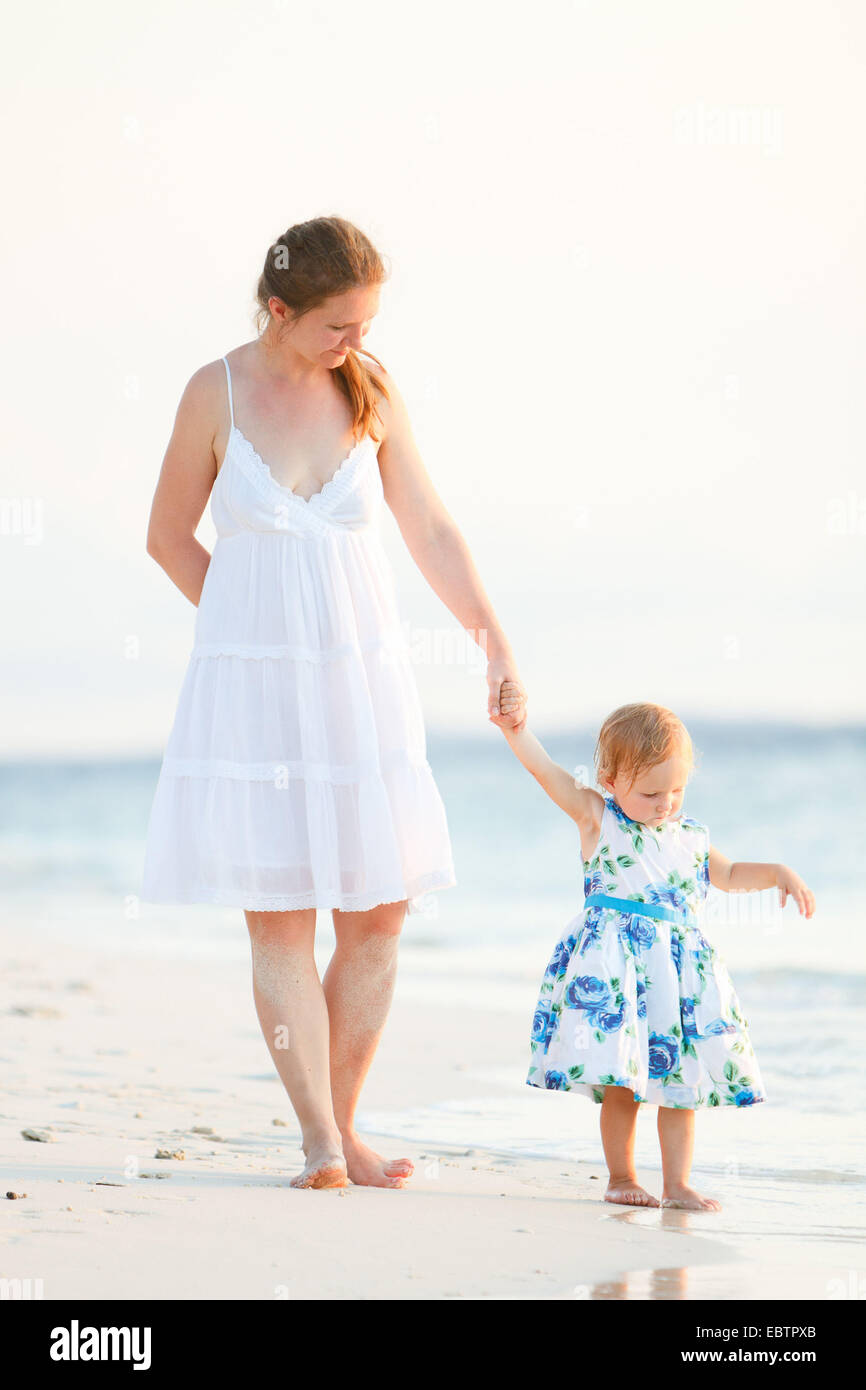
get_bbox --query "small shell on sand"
[21,1128,56,1143]
[6,1191,27,1199]
[139,1172,171,1179]
[191,1126,214,1135]
[272,1118,289,1127]
[154,1148,185,1160]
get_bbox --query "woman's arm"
[708,846,815,917]
[375,367,526,729]
[145,365,220,606]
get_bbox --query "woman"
[142,216,527,1189]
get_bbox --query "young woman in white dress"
[143,217,527,1189]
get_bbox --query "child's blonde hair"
[594,703,695,792]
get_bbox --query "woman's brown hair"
[254,216,390,443]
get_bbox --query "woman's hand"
[488,664,527,732]
[774,864,816,918]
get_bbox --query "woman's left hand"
[487,657,527,732]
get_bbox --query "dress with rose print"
[527,792,766,1109]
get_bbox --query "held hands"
[775,864,816,919]
[488,674,527,732]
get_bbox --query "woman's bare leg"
[244,908,347,1189]
[323,900,414,1188]
[600,1085,659,1206]
[657,1106,721,1210]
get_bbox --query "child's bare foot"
[605,1176,659,1207]
[290,1143,348,1189]
[342,1133,414,1188]
[662,1183,722,1212]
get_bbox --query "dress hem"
[525,1076,767,1110]
[139,869,457,914]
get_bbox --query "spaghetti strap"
[221,356,235,430]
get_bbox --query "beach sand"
[1,922,859,1302]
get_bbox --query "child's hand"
[499,679,525,717]
[774,864,816,918]
[490,676,527,730]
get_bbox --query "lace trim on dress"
[151,868,457,914]
[190,635,411,663]
[161,750,433,783]
[229,425,374,510]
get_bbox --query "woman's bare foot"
[290,1143,348,1190]
[342,1133,414,1188]
[662,1183,721,1211]
[605,1176,659,1207]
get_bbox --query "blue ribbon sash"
[583,892,697,928]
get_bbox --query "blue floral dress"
[527,793,766,1108]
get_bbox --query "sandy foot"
[604,1179,660,1207]
[290,1147,348,1190]
[662,1184,722,1212]
[342,1135,414,1188]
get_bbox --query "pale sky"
[1,0,863,755]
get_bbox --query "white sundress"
[527,792,766,1109]
[141,355,457,915]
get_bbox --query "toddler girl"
[495,689,815,1211]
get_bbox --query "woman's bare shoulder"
[164,358,232,469]
[357,350,398,391]
[355,353,407,441]
[175,356,229,411]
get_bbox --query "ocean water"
[2,722,865,1224]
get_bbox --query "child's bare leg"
[600,1085,659,1206]
[657,1107,721,1211]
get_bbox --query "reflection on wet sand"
[604,1204,701,1232]
[579,1204,707,1298]
[589,1267,689,1300]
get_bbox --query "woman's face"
[601,752,692,827]
[274,285,381,367]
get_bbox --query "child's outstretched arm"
[708,847,816,918]
[493,681,600,830]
